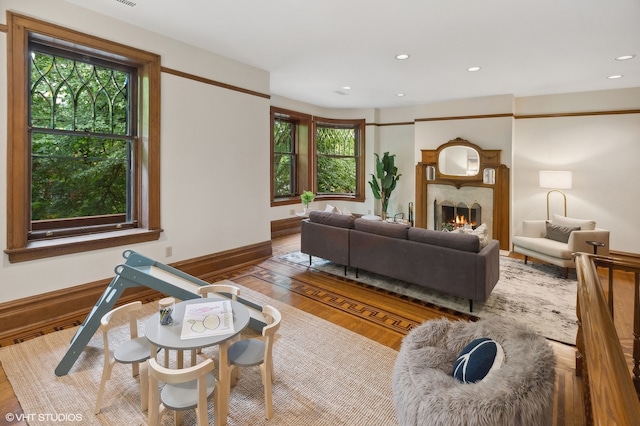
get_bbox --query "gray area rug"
[280,251,577,345]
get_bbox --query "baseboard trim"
[271,216,304,238]
[0,240,272,345]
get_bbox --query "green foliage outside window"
[316,126,357,194]
[29,48,132,221]
[273,118,295,197]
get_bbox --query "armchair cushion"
[552,214,596,231]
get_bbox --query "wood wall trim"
[271,217,304,238]
[416,113,513,122]
[367,108,639,127]
[515,109,640,119]
[161,66,271,100]
[0,240,272,345]
[366,122,415,127]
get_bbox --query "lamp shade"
[539,171,572,189]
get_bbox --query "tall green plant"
[368,152,401,218]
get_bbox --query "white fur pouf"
[392,317,556,426]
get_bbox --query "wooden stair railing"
[575,252,640,425]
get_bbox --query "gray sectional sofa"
[300,210,500,311]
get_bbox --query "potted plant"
[300,190,315,214]
[368,152,401,220]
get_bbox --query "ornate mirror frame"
[414,138,510,249]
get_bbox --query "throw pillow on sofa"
[460,223,489,249]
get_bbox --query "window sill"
[271,194,364,207]
[5,228,163,263]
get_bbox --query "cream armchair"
[512,214,609,278]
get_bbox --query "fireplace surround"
[415,138,510,250]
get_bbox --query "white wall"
[0,0,271,303]
[513,89,640,253]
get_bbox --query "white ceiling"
[66,0,640,109]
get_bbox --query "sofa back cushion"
[408,227,481,253]
[353,218,409,239]
[308,210,355,229]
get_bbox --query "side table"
[586,240,605,255]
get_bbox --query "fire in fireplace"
[435,200,481,231]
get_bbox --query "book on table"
[180,299,235,340]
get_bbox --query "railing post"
[634,271,640,395]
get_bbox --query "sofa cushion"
[552,214,596,231]
[408,227,480,253]
[453,337,504,384]
[308,210,355,229]
[353,218,409,239]
[545,221,579,243]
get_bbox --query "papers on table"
[180,300,235,340]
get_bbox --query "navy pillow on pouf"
[452,337,504,384]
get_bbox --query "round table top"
[145,297,250,350]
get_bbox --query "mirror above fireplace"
[438,145,479,176]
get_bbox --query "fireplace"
[435,200,481,231]
[427,184,492,236]
[415,138,510,249]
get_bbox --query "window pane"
[31,133,129,220]
[274,153,294,196]
[273,118,295,197]
[316,123,358,195]
[29,45,133,225]
[317,156,356,194]
[30,51,130,134]
[317,126,356,156]
[274,119,293,153]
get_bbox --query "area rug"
[280,251,577,345]
[0,286,398,426]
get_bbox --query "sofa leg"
[524,255,528,265]
[564,267,569,279]
[309,255,312,266]
[469,299,473,312]
[355,268,359,278]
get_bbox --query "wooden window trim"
[313,116,366,202]
[270,107,312,207]
[5,12,162,263]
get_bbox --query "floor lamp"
[539,171,572,220]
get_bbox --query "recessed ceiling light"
[342,86,352,90]
[395,54,410,60]
[615,55,635,61]
[396,93,406,97]
[467,66,481,72]
[607,75,623,79]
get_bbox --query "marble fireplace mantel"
[414,138,510,250]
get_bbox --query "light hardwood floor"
[3,233,637,425]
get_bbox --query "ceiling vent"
[115,0,137,7]
[333,90,348,96]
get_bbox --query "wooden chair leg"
[261,363,273,419]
